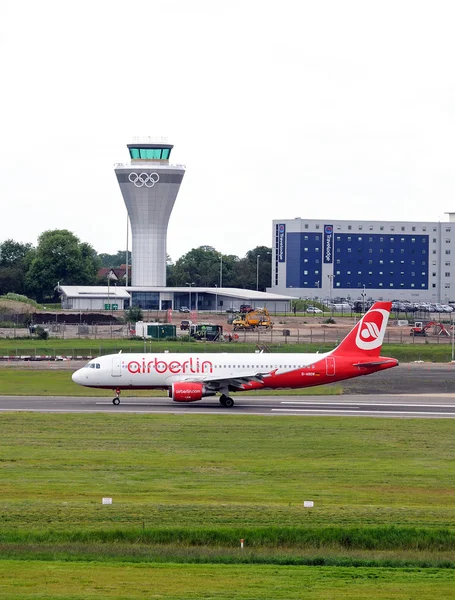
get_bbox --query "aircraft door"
[325,356,336,376]
[112,356,122,377]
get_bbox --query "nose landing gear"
[113,389,121,405]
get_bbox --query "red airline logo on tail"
[355,308,388,351]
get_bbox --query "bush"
[34,326,49,340]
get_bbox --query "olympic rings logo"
[128,172,160,188]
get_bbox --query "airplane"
[71,301,398,408]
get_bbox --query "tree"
[0,240,33,295]
[25,230,100,301]
[171,246,223,287]
[98,250,130,268]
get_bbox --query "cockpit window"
[96,364,100,369]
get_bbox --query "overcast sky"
[1,1,455,263]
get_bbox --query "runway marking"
[281,401,455,408]
[273,409,455,416]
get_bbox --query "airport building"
[270,216,455,303]
[58,138,295,313]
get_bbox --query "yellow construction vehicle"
[232,308,273,331]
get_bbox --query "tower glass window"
[129,147,171,160]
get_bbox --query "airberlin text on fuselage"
[124,357,213,375]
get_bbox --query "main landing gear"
[219,394,234,408]
[113,389,121,405]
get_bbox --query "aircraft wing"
[168,370,272,390]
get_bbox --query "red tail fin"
[331,301,392,357]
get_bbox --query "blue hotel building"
[271,217,455,302]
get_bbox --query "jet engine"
[170,382,215,402]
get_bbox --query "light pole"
[219,255,223,288]
[256,255,261,291]
[215,284,218,314]
[361,284,366,314]
[185,282,195,311]
[256,252,271,292]
[327,274,335,306]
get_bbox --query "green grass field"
[1,352,455,597]
[1,413,455,596]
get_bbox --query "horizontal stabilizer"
[353,359,398,368]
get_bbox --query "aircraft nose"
[72,369,84,385]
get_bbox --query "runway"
[1,394,455,418]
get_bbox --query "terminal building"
[270,216,455,303]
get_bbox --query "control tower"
[114,138,185,286]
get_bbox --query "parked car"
[180,320,192,330]
[226,307,240,313]
[240,304,253,313]
[306,306,323,314]
[179,306,190,313]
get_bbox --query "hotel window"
[304,224,308,229]
[446,272,451,277]
[445,261,451,266]
[390,237,394,242]
[369,226,373,231]
[315,225,320,229]
[446,250,451,255]
[358,225,363,230]
[432,272,436,276]
[348,225,352,230]
[401,227,405,231]
[447,239,451,243]
[445,284,451,288]
[423,227,426,231]
[446,228,451,232]
[433,238,437,243]
[358,236,362,241]
[380,226,384,231]
[412,227,416,231]
[391,227,395,231]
